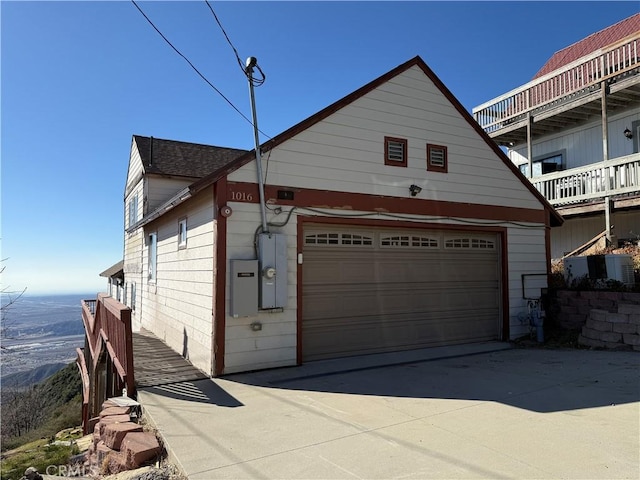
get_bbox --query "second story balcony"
[473,33,640,146]
[532,153,640,214]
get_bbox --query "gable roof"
[133,135,247,179]
[533,13,640,79]
[188,55,563,227]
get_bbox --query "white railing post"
[532,154,639,207]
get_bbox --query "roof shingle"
[133,135,247,179]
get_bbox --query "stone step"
[121,432,162,469]
[104,422,144,450]
[100,406,132,418]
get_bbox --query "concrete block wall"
[579,304,640,351]
[554,291,640,330]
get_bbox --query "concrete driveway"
[138,344,639,479]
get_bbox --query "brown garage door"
[302,225,501,361]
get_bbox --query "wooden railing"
[78,293,134,433]
[473,33,640,134]
[75,347,91,434]
[531,154,640,206]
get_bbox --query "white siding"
[124,180,145,330]
[141,190,215,375]
[228,65,544,211]
[551,210,640,259]
[125,141,144,197]
[506,227,549,338]
[224,202,298,374]
[147,176,194,214]
[510,110,640,168]
[224,201,548,373]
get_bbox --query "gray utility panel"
[258,233,288,309]
[230,259,258,317]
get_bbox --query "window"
[305,232,373,246]
[427,144,448,173]
[131,283,136,311]
[178,218,187,249]
[519,152,564,177]
[128,194,138,228]
[123,282,128,305]
[445,237,495,249]
[384,137,408,167]
[380,235,438,248]
[148,232,157,282]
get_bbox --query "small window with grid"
[445,238,495,249]
[381,235,439,248]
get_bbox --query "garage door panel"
[302,225,501,361]
[304,285,498,321]
[304,311,499,361]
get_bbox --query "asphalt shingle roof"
[533,13,640,79]
[133,135,247,179]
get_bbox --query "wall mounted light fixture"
[624,128,633,139]
[409,184,422,197]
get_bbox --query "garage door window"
[445,237,495,249]
[380,235,438,248]
[305,232,373,246]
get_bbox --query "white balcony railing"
[473,33,640,135]
[531,154,640,206]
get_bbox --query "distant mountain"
[2,363,67,389]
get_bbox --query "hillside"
[1,362,82,450]
[1,363,67,389]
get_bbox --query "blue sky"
[2,1,638,295]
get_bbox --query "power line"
[203,1,266,88]
[203,0,244,74]
[130,0,258,131]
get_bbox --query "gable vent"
[387,141,405,162]
[429,147,445,167]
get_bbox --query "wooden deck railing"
[473,33,640,135]
[78,293,134,433]
[75,347,91,434]
[531,153,640,207]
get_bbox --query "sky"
[1,1,638,295]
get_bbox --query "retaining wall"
[553,290,640,330]
[579,304,640,351]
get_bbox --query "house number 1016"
[230,191,254,202]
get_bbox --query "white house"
[473,13,640,259]
[122,56,562,376]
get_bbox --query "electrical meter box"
[230,259,258,317]
[258,233,288,309]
